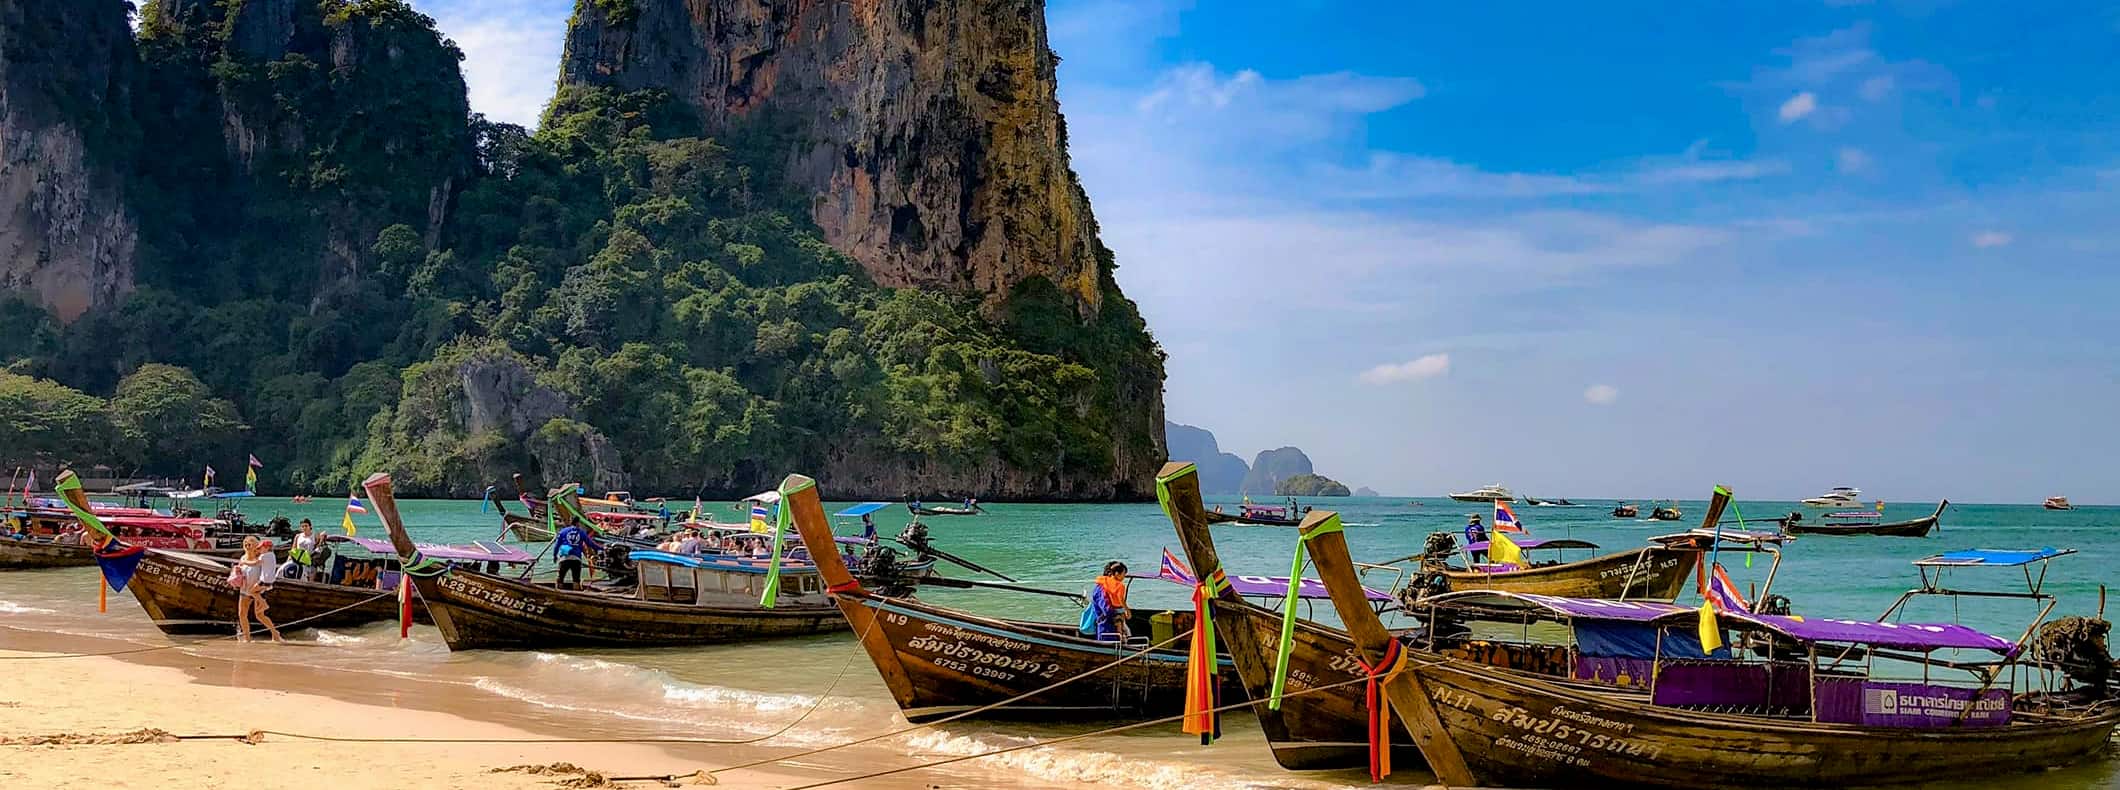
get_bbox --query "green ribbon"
[1154,463,1195,515]
[402,550,447,577]
[52,473,113,543]
[1269,513,1344,710]
[759,476,817,608]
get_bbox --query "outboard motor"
[598,542,637,588]
[2034,616,2114,695]
[896,522,936,561]
[1422,531,1459,563]
[265,515,295,539]
[1757,594,1793,616]
[856,544,920,597]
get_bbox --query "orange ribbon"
[1357,640,1405,782]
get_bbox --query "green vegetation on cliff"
[1275,473,1352,497]
[1,0,1163,498]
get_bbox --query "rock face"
[1241,446,1314,496]
[1164,421,1250,495]
[0,0,139,322]
[1276,473,1350,497]
[378,344,629,497]
[559,0,1106,312]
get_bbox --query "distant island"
[1354,486,1380,497]
[1276,473,1351,497]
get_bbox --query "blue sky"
[420,0,2120,503]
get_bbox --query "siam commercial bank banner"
[1859,681,2011,728]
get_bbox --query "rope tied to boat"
[1269,513,1344,710]
[1356,638,1407,783]
[1182,567,1231,743]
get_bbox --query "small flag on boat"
[750,500,771,533]
[23,469,35,495]
[203,465,215,488]
[1705,562,1749,613]
[245,455,260,492]
[691,495,703,522]
[1159,548,1195,585]
[1487,529,1524,567]
[1493,499,1525,533]
[343,493,366,536]
[347,494,368,514]
[1697,600,1724,653]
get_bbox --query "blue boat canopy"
[210,491,254,500]
[834,502,892,517]
[1916,547,2076,567]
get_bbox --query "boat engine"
[2033,616,2114,694]
[896,522,936,561]
[1756,594,1793,616]
[597,543,637,587]
[265,515,295,539]
[856,545,921,597]
[1421,531,1459,562]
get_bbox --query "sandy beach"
[0,648,818,789]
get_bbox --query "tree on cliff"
[107,363,246,471]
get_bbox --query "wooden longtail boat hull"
[1362,655,2117,788]
[409,565,846,651]
[793,475,1218,721]
[1439,546,1699,601]
[1783,501,1947,538]
[0,537,96,568]
[1299,503,2120,789]
[503,512,552,541]
[908,506,979,516]
[841,594,1202,721]
[125,549,406,635]
[1203,511,1301,527]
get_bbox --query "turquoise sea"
[4,494,2117,788]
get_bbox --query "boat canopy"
[1680,610,2018,654]
[210,491,253,500]
[834,502,891,517]
[1143,569,1391,601]
[1423,590,1692,622]
[586,511,662,521]
[336,536,534,564]
[1649,528,1791,547]
[1464,537,1598,552]
[100,516,219,531]
[1916,547,2077,567]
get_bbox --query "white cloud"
[1858,74,1895,101]
[1359,354,1452,384]
[1971,231,2013,248]
[429,1,571,128]
[1778,92,1819,123]
[1317,152,1786,201]
[1131,63,1425,144]
[1583,384,1620,405]
[1836,147,1873,173]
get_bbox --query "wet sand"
[0,628,930,789]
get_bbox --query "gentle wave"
[897,729,1349,790]
[0,600,58,615]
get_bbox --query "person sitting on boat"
[674,530,707,556]
[281,519,316,581]
[1463,515,1488,562]
[553,520,600,591]
[1078,561,1132,641]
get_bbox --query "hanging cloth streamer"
[759,477,815,608]
[1269,514,1344,710]
[1182,567,1231,742]
[1358,639,1407,783]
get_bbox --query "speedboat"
[1800,486,1862,508]
[1448,484,1514,503]
[2044,496,2074,510]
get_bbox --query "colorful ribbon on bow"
[55,471,143,611]
[1358,639,1407,782]
[759,476,815,608]
[1269,513,1344,710]
[1183,567,1231,742]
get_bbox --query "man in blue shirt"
[553,519,601,590]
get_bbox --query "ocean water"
[3,494,2117,788]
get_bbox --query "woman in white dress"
[235,536,284,643]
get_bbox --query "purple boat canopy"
[1703,611,2018,654]
[1422,590,1693,622]
[1465,537,1598,552]
[336,536,535,564]
[1142,570,1390,601]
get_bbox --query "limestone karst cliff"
[0,0,139,322]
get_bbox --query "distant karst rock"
[1354,486,1380,497]
[1164,421,1249,495]
[1241,446,1314,495]
[1277,473,1350,497]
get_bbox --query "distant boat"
[1524,495,1582,507]
[2045,496,2074,511]
[1612,502,1639,518]
[1801,486,1863,508]
[1648,501,1683,521]
[1778,501,1948,537]
[1448,484,1514,503]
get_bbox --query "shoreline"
[0,626,944,789]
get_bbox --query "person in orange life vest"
[1079,561,1132,640]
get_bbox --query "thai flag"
[248,454,264,469]
[1159,548,1196,585]
[1705,562,1750,612]
[750,500,772,533]
[346,495,368,514]
[1493,500,1525,533]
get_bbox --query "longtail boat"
[0,535,102,569]
[907,501,981,516]
[788,473,1233,721]
[1302,504,2120,788]
[369,474,922,651]
[1202,498,1306,526]
[1777,500,1946,537]
[124,537,533,635]
[1422,536,1699,601]
[2,512,227,569]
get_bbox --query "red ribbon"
[827,579,864,595]
[1357,640,1404,783]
